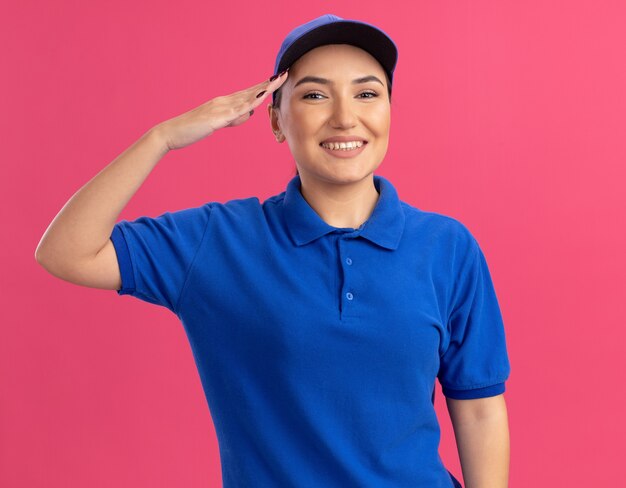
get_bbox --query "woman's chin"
[306,168,376,186]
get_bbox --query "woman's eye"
[302,91,379,100]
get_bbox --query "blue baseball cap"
[272,14,399,105]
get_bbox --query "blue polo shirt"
[110,173,510,488]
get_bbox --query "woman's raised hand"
[156,69,289,151]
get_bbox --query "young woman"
[36,14,511,488]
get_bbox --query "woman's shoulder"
[204,187,287,212]
[401,202,477,247]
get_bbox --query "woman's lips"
[319,142,367,159]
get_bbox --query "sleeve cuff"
[442,381,506,399]
[110,224,136,295]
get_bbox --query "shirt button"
[346,257,352,265]
[346,292,353,300]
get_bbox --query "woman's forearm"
[446,394,510,488]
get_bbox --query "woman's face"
[269,44,391,186]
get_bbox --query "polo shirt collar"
[283,174,405,250]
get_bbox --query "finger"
[265,68,290,91]
[228,70,289,122]
[247,69,290,99]
[248,70,289,108]
[233,70,287,100]
[225,109,253,128]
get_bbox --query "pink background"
[2,1,625,486]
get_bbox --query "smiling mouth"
[319,141,367,151]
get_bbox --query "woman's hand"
[155,70,289,151]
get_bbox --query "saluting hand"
[155,70,289,151]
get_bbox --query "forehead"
[291,44,384,74]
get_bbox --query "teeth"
[321,141,364,150]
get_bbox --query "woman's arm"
[445,394,510,488]
[35,73,288,280]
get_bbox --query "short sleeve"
[109,204,212,315]
[438,238,511,399]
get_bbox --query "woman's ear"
[268,104,285,142]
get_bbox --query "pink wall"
[3,1,625,486]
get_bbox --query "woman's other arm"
[446,394,510,488]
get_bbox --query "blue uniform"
[110,173,510,488]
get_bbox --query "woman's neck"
[298,173,380,229]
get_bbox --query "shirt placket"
[336,229,361,321]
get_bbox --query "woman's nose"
[329,97,357,128]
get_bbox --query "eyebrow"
[293,75,385,88]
